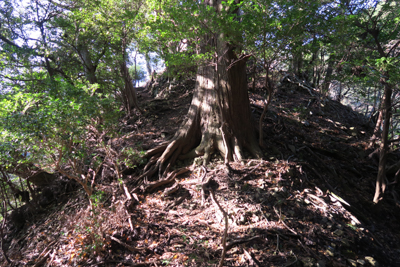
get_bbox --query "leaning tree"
[142,0,262,178]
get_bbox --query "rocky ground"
[1,75,400,266]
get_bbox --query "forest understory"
[2,76,400,267]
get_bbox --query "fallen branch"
[226,54,253,71]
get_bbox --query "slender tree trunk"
[251,60,257,91]
[322,56,334,94]
[292,50,303,77]
[373,77,392,203]
[259,67,273,147]
[365,87,370,116]
[120,27,141,113]
[134,51,138,87]
[369,101,383,148]
[145,52,152,78]
[337,82,342,102]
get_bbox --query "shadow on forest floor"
[2,77,400,266]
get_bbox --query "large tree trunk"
[143,22,261,179]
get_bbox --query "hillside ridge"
[2,76,400,267]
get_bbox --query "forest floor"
[2,76,400,266]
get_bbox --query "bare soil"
[2,77,400,266]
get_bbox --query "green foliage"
[119,147,147,169]
[74,211,106,259]
[128,64,146,83]
[0,77,120,174]
[141,0,245,71]
[90,190,106,208]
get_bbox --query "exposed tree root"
[140,168,189,193]
[141,118,262,180]
[166,191,190,209]
[141,29,262,180]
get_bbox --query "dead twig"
[209,185,228,267]
[284,75,316,96]
[33,240,57,267]
[122,179,133,200]
[248,160,265,174]
[283,254,298,267]
[297,239,320,260]
[273,204,298,236]
[243,248,260,267]
[104,260,153,266]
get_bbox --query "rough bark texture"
[143,1,261,178]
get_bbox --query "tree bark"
[322,57,334,94]
[77,44,98,84]
[369,102,383,148]
[373,78,392,203]
[143,1,261,178]
[145,52,152,78]
[291,49,303,77]
[120,26,141,113]
[120,62,142,113]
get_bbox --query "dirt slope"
[2,77,400,266]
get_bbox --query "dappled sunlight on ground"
[3,78,400,266]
